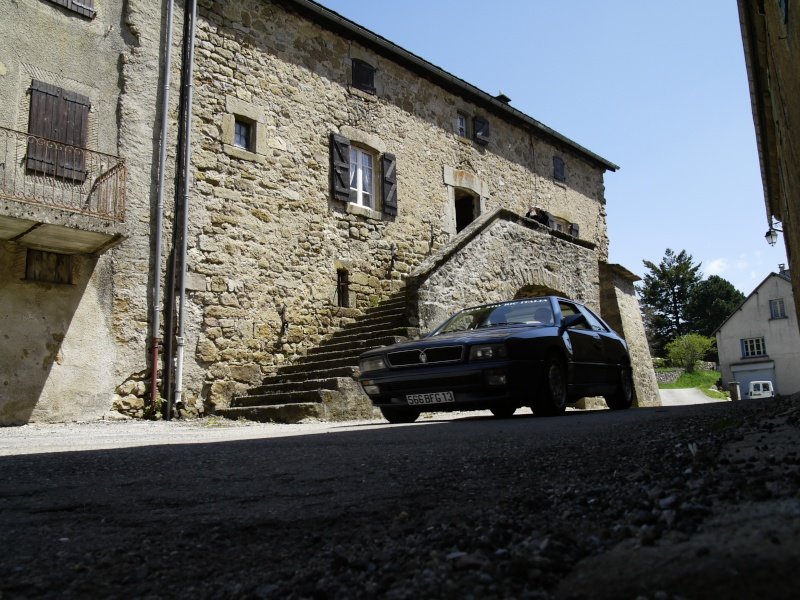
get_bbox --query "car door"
[578,305,623,385]
[558,301,604,386]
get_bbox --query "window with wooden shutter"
[330,133,351,202]
[27,80,90,182]
[25,249,72,284]
[473,117,490,145]
[553,156,566,182]
[381,153,397,216]
[352,59,376,94]
[44,0,96,19]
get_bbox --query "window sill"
[223,144,265,164]
[348,86,378,102]
[553,179,567,189]
[769,316,788,321]
[346,202,383,220]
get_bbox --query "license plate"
[406,391,455,405]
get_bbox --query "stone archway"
[514,284,566,299]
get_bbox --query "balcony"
[0,126,126,255]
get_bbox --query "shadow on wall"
[0,243,95,425]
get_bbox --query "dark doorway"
[454,188,479,233]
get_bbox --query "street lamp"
[764,224,783,246]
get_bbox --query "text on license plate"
[406,391,455,405]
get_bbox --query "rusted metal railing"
[0,126,126,221]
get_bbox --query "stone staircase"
[216,291,418,423]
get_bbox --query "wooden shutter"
[352,59,376,94]
[553,156,566,182]
[568,223,580,238]
[473,117,490,145]
[381,153,397,216]
[330,133,351,202]
[27,80,90,181]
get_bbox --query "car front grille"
[386,345,464,368]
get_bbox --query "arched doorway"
[514,284,567,299]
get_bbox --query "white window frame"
[456,112,468,138]
[741,337,766,358]
[349,146,375,209]
[769,298,786,319]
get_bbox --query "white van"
[748,381,775,399]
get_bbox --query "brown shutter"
[473,117,490,145]
[27,81,89,181]
[381,153,397,216]
[330,133,351,202]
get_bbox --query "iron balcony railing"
[0,126,126,221]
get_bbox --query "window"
[779,0,789,24]
[234,119,252,151]
[473,116,490,145]
[25,249,72,284]
[336,269,350,308]
[769,298,787,319]
[352,59,376,94]
[44,0,96,19]
[330,133,397,216]
[27,80,90,182]
[349,147,374,208]
[456,113,469,138]
[741,337,766,358]
[553,156,566,182]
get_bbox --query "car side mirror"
[561,313,587,331]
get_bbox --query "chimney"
[779,263,786,275]
[494,92,511,104]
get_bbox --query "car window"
[578,305,608,332]
[432,299,554,335]
[559,301,590,330]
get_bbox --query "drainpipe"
[150,0,175,412]
[170,0,197,419]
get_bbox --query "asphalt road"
[2,398,798,599]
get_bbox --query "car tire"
[533,354,568,416]
[490,404,517,419]
[380,406,421,424]
[605,365,634,410]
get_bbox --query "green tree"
[686,275,746,337]
[665,334,715,372]
[639,249,702,356]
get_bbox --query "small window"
[234,119,252,151]
[336,269,350,308]
[553,156,566,182]
[769,298,786,319]
[349,146,375,208]
[25,249,72,284]
[473,116,490,145]
[779,0,789,24]
[741,337,766,358]
[44,0,96,19]
[352,59,376,94]
[456,113,469,138]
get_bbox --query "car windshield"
[432,299,554,335]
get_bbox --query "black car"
[358,296,634,423]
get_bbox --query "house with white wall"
[715,267,799,398]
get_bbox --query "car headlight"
[359,356,386,373]
[469,344,507,361]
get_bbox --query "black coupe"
[358,296,634,423]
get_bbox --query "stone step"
[244,377,341,396]
[304,335,406,357]
[277,355,366,375]
[216,402,324,424]
[232,389,327,408]
[269,365,358,384]
[327,325,414,342]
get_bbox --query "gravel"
[1,396,799,599]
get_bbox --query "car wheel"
[380,406,421,424]
[490,403,517,419]
[605,365,634,410]
[534,355,568,416]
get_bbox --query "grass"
[659,368,729,400]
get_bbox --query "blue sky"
[316,0,788,294]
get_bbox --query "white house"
[715,267,799,399]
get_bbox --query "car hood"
[360,325,554,357]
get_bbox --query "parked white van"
[748,381,775,399]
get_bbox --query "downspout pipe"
[170,0,197,419]
[150,0,175,412]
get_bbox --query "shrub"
[665,334,715,373]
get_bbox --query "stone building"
[738,0,800,329]
[0,0,659,425]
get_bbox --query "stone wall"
[407,210,600,333]
[599,263,661,407]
